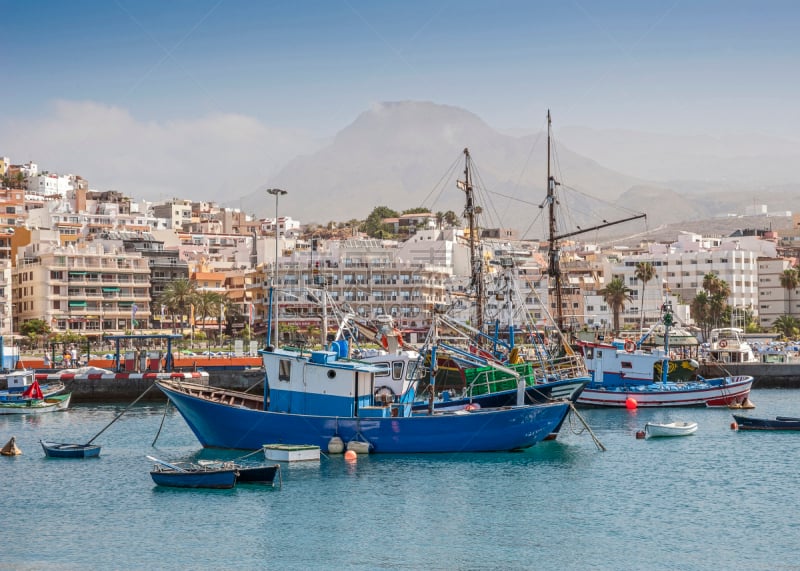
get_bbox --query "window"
[278,359,291,382]
[392,361,404,380]
[621,361,633,369]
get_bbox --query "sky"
[2,0,799,206]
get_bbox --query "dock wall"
[699,362,800,388]
[64,368,266,402]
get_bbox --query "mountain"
[232,101,798,235]
[235,101,647,235]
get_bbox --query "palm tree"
[773,315,800,339]
[691,291,712,340]
[779,268,799,318]
[194,291,224,343]
[599,277,633,333]
[158,278,198,333]
[634,261,656,330]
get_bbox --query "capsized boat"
[644,421,698,438]
[732,415,800,431]
[156,344,570,454]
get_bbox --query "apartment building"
[13,238,152,337]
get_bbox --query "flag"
[131,303,139,328]
[456,180,467,191]
[22,380,43,400]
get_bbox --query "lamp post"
[267,188,287,346]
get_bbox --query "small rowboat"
[40,440,101,458]
[148,456,238,489]
[732,415,800,431]
[0,393,71,415]
[644,421,698,438]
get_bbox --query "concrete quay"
[699,362,800,388]
[62,368,266,402]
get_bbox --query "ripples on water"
[2,390,799,570]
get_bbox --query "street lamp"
[267,188,288,346]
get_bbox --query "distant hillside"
[231,101,798,233]
[235,101,647,232]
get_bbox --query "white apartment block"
[27,173,73,196]
[610,240,769,329]
[757,257,798,329]
[152,199,193,230]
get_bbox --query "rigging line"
[499,121,548,223]
[558,183,646,218]
[519,207,547,241]
[420,152,463,210]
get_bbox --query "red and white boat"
[574,304,753,408]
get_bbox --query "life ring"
[624,340,636,353]
[374,386,395,404]
[719,340,728,348]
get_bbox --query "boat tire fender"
[719,340,728,348]
[624,340,635,353]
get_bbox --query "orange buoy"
[731,422,738,430]
[344,450,357,462]
[625,397,638,410]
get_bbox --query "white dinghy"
[644,421,698,438]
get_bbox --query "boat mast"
[543,111,647,333]
[460,148,484,333]
[545,111,565,331]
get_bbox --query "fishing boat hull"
[156,380,570,453]
[0,393,71,415]
[732,415,800,431]
[150,467,238,489]
[577,376,753,407]
[644,421,698,438]
[40,440,101,458]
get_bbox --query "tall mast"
[545,111,565,331]
[460,148,484,333]
[543,111,646,334]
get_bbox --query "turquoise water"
[2,389,799,570]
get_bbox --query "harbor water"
[2,388,799,570]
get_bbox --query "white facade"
[27,173,73,196]
[757,257,797,328]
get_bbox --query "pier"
[699,361,800,388]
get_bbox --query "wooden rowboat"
[644,421,698,438]
[148,456,238,489]
[40,440,101,458]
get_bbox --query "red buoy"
[625,397,638,410]
[635,430,646,439]
[731,422,738,430]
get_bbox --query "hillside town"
[2,156,800,348]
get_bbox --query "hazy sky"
[2,0,799,203]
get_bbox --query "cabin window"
[621,361,632,369]
[278,359,291,382]
[585,348,594,359]
[373,364,389,377]
[392,362,404,380]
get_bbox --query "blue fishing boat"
[156,344,570,453]
[148,456,238,489]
